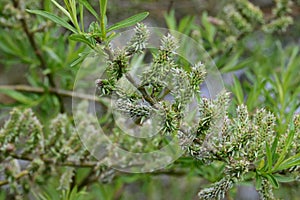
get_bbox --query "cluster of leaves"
[0,0,87,115]
[230,39,300,128]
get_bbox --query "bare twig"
[125,73,158,108]
[0,85,108,106]
[11,0,65,112]
[0,170,29,187]
[167,0,174,13]
[10,153,104,168]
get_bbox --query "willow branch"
[11,0,65,112]
[125,73,158,108]
[9,153,104,168]
[0,170,29,187]
[0,85,108,106]
[103,45,158,108]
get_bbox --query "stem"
[158,88,171,101]
[100,0,107,40]
[0,170,29,187]
[10,153,104,168]
[103,46,158,109]
[167,0,174,13]
[0,85,108,106]
[225,191,233,200]
[101,18,106,40]
[125,73,158,108]
[11,0,65,112]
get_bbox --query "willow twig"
[11,0,65,112]
[0,170,29,187]
[0,85,108,106]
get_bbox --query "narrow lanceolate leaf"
[276,152,300,171]
[264,174,279,188]
[0,89,32,104]
[232,76,244,105]
[69,34,94,48]
[273,174,295,183]
[26,10,78,33]
[273,122,295,171]
[266,143,273,172]
[51,0,72,20]
[78,0,99,20]
[255,174,262,190]
[107,12,149,32]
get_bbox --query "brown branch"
[0,170,29,187]
[125,73,158,108]
[167,0,174,13]
[150,170,188,177]
[11,0,65,112]
[0,84,108,106]
[9,153,104,168]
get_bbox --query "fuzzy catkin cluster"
[0,107,113,193]
[96,24,207,140]
[193,100,300,199]
[198,177,234,200]
[141,33,179,88]
[96,23,150,96]
[125,23,150,55]
[210,0,294,50]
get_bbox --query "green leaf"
[0,188,6,200]
[221,57,251,73]
[70,56,85,67]
[231,76,244,104]
[69,34,94,48]
[266,142,273,172]
[42,46,63,64]
[282,46,299,89]
[178,15,195,35]
[0,89,32,104]
[36,193,51,200]
[273,122,295,171]
[0,32,21,55]
[107,12,149,32]
[255,174,262,190]
[276,152,300,171]
[271,134,279,159]
[26,9,78,33]
[68,186,87,200]
[264,174,279,188]
[246,77,266,110]
[70,52,90,67]
[273,174,295,183]
[201,12,216,44]
[78,0,99,20]
[164,9,177,30]
[51,0,72,20]
[257,159,265,170]
[100,0,107,19]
